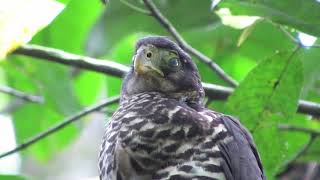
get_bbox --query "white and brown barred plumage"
[99,36,266,180]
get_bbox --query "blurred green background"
[0,0,319,179]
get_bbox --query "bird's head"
[121,36,205,105]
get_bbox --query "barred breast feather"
[99,92,265,180]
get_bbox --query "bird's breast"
[100,92,232,180]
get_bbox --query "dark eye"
[168,58,180,68]
[146,52,152,58]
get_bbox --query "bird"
[98,36,266,180]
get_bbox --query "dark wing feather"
[218,115,266,180]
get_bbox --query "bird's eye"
[146,52,152,58]
[168,58,180,68]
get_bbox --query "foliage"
[0,0,64,59]
[226,50,307,178]
[0,175,27,180]
[0,0,319,179]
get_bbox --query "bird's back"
[99,92,265,180]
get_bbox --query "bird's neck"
[120,91,204,111]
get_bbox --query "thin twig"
[278,25,300,45]
[0,86,43,103]
[97,108,115,116]
[12,44,320,117]
[298,100,320,118]
[0,99,25,114]
[120,0,151,15]
[0,96,120,159]
[274,22,320,49]
[100,0,108,4]
[279,124,320,136]
[142,0,238,87]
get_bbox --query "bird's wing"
[217,115,266,180]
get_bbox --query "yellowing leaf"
[215,8,260,29]
[237,19,262,47]
[217,0,320,37]
[0,0,64,59]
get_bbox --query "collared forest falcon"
[99,36,266,180]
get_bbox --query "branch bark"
[279,124,320,136]
[13,44,320,117]
[142,0,238,87]
[304,163,319,180]
[0,86,43,103]
[0,96,119,159]
[14,44,130,78]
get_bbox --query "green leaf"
[74,71,105,105]
[3,0,104,161]
[300,40,320,99]
[105,33,140,98]
[300,138,320,162]
[3,57,79,161]
[237,19,262,47]
[226,50,306,177]
[298,120,320,162]
[56,0,71,4]
[0,175,27,180]
[184,20,294,85]
[87,0,219,55]
[217,0,320,36]
[32,0,103,54]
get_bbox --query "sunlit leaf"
[237,19,262,47]
[0,68,9,110]
[4,0,104,161]
[215,8,260,29]
[32,0,103,54]
[0,0,64,59]
[217,0,320,36]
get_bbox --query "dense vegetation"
[0,0,319,179]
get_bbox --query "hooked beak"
[133,48,164,77]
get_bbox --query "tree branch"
[0,96,119,159]
[119,0,151,15]
[14,44,130,78]
[142,0,238,87]
[297,100,320,118]
[0,99,26,114]
[202,82,233,100]
[12,44,320,117]
[279,124,320,136]
[0,86,43,103]
[304,163,319,180]
[271,21,320,49]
